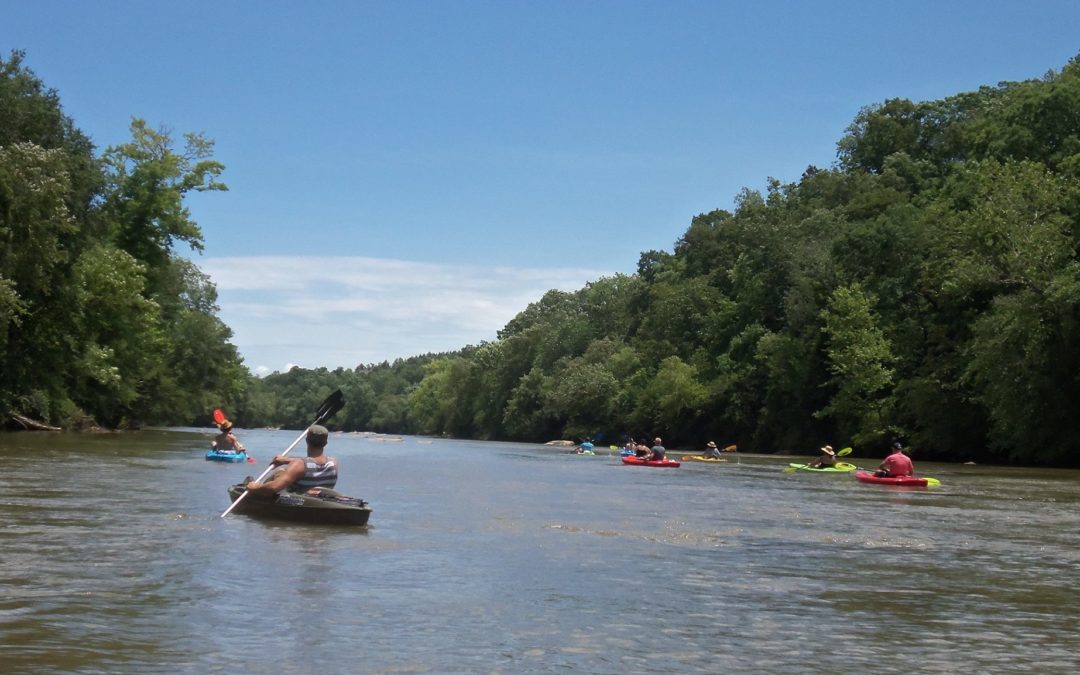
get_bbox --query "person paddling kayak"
[244,425,338,495]
[702,441,722,459]
[808,445,837,469]
[212,420,245,453]
[875,442,914,477]
[648,437,667,461]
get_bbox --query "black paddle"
[221,389,345,517]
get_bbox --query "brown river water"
[1,429,1078,673]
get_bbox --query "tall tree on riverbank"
[0,50,245,428]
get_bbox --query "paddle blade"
[314,389,345,424]
[213,408,227,425]
[837,447,853,457]
[723,444,737,452]
[924,477,941,486]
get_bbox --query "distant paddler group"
[785,441,941,486]
[619,437,667,462]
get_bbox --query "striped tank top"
[291,457,338,491]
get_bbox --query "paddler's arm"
[245,458,305,494]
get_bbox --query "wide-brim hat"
[707,441,718,448]
[821,445,835,456]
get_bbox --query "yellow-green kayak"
[786,461,856,473]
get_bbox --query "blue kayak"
[206,449,247,463]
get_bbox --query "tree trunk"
[9,413,63,432]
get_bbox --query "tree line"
[239,54,1080,467]
[6,49,1080,467]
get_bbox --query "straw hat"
[820,445,835,456]
[706,441,718,448]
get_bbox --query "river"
[1,429,1078,673]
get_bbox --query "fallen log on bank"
[9,413,62,432]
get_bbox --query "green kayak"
[226,483,372,525]
[787,461,856,473]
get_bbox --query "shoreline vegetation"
[4,50,1080,467]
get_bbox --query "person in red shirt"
[875,442,914,477]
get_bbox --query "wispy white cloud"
[200,255,610,376]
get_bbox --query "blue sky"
[5,1,1079,374]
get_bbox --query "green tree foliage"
[184,52,1080,466]
[390,51,1078,465]
[633,356,707,436]
[0,51,100,220]
[143,259,246,424]
[99,119,225,276]
[932,160,1080,463]
[68,244,163,423]
[0,51,244,428]
[407,356,475,437]
[0,142,78,413]
[502,367,559,440]
[816,283,895,445]
[545,358,619,439]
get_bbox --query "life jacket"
[291,457,338,492]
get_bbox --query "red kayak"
[854,470,928,487]
[621,456,680,468]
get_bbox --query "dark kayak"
[226,484,372,525]
[621,456,680,468]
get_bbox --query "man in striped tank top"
[243,425,338,495]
